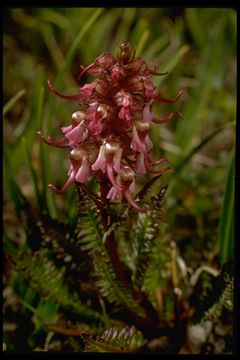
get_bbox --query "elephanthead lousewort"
[37,43,184,215]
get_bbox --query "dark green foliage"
[219,152,234,265]
[93,254,146,319]
[75,186,146,319]
[204,278,233,320]
[81,326,147,352]
[191,261,234,323]
[133,214,156,288]
[14,249,101,320]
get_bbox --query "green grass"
[219,151,235,265]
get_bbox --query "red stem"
[98,174,126,283]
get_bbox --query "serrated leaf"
[82,326,147,352]
[14,250,101,320]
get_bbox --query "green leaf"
[132,214,156,288]
[21,136,42,208]
[94,254,145,318]
[156,45,189,86]
[38,85,58,217]
[15,249,101,320]
[185,8,206,49]
[165,123,235,193]
[82,326,147,353]
[219,151,235,265]
[136,29,150,56]
[76,187,103,254]
[3,89,26,116]
[76,187,146,318]
[111,8,136,54]
[191,261,233,323]
[3,150,26,215]
[51,8,103,88]
[32,300,59,333]
[174,16,226,154]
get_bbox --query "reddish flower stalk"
[38,43,184,216]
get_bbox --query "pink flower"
[107,166,151,216]
[48,148,91,193]
[38,42,184,216]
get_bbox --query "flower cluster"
[38,43,184,215]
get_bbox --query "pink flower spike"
[123,189,151,216]
[144,159,173,174]
[48,169,76,193]
[143,104,152,123]
[65,122,88,144]
[36,131,69,148]
[130,126,146,153]
[145,156,167,167]
[75,157,91,183]
[79,82,97,100]
[47,80,81,101]
[107,157,122,189]
[153,111,182,124]
[152,87,186,104]
[145,135,153,152]
[135,152,147,174]
[77,63,95,80]
[107,186,123,201]
[113,148,123,173]
[61,124,74,134]
[144,79,156,98]
[110,64,121,82]
[92,145,107,173]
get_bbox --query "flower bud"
[105,142,119,155]
[117,43,135,64]
[119,166,135,182]
[97,104,108,115]
[72,111,85,123]
[70,148,85,161]
[95,80,109,95]
[135,120,150,132]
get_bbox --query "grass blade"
[185,8,206,49]
[45,8,103,133]
[174,17,226,154]
[21,136,42,208]
[54,8,103,86]
[164,122,235,192]
[3,150,26,216]
[3,89,26,116]
[219,151,235,265]
[156,45,189,86]
[136,29,150,56]
[111,8,136,54]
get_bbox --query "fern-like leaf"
[75,186,146,318]
[75,186,103,254]
[143,236,172,310]
[135,174,163,201]
[191,261,234,323]
[133,186,168,288]
[132,214,156,288]
[94,254,146,318]
[81,326,147,352]
[14,250,101,320]
[204,277,233,320]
